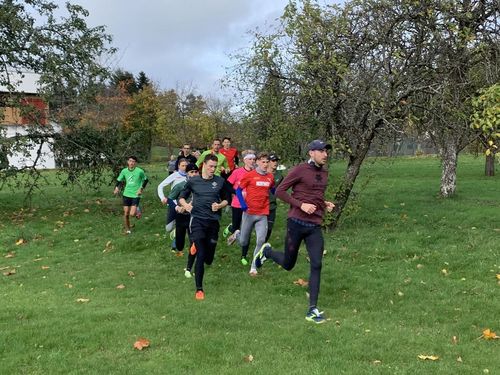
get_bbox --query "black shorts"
[123,196,140,207]
[189,216,220,242]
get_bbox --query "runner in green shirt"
[195,139,229,176]
[113,156,149,234]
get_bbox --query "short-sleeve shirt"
[239,170,274,215]
[117,167,147,198]
[196,150,228,176]
[220,147,238,171]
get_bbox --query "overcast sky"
[63,0,291,98]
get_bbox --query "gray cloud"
[67,0,289,95]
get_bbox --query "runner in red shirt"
[220,137,239,174]
[227,152,274,274]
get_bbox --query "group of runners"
[113,138,334,324]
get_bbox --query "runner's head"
[212,139,222,152]
[181,144,191,156]
[242,150,256,169]
[222,137,231,149]
[127,155,138,169]
[307,140,332,166]
[186,163,199,178]
[256,152,269,170]
[203,154,218,178]
[178,158,188,172]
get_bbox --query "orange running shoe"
[195,290,205,300]
[190,243,197,255]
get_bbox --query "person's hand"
[325,201,335,212]
[175,206,186,213]
[300,203,317,214]
[161,198,168,205]
[212,202,223,212]
[137,188,143,196]
[113,187,120,195]
[184,203,193,213]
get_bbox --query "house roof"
[0,71,42,94]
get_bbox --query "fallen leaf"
[452,335,459,344]
[16,238,26,246]
[41,266,50,270]
[496,274,500,280]
[243,354,254,362]
[65,283,73,288]
[3,269,16,276]
[33,258,43,262]
[76,298,90,303]
[418,354,439,361]
[116,284,125,289]
[457,356,463,363]
[5,252,15,258]
[128,271,135,277]
[482,329,499,340]
[372,360,382,365]
[175,251,184,257]
[133,338,150,350]
[441,269,448,276]
[293,278,309,287]
[84,208,90,213]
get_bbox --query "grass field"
[1,155,499,374]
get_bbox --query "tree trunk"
[329,146,370,230]
[439,143,458,197]
[485,153,495,176]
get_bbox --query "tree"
[471,83,500,176]
[0,0,115,191]
[136,71,151,91]
[408,0,499,196]
[111,69,138,95]
[230,0,438,228]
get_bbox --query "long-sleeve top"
[157,171,187,201]
[276,162,329,225]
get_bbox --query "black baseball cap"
[307,140,332,151]
[269,154,280,161]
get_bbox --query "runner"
[196,139,229,176]
[253,140,335,324]
[178,154,231,300]
[265,153,284,242]
[157,159,188,249]
[228,153,274,274]
[224,150,256,241]
[219,137,239,176]
[113,156,149,234]
[175,143,197,170]
[167,163,199,270]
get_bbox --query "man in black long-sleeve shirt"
[253,140,335,324]
[178,154,231,300]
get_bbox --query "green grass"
[1,155,499,374]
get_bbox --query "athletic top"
[175,153,197,171]
[227,167,252,208]
[276,162,329,225]
[269,170,284,211]
[220,147,239,171]
[196,150,229,176]
[117,167,147,198]
[157,171,187,201]
[179,175,231,221]
[169,180,191,215]
[239,169,274,215]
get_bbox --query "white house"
[1,72,60,169]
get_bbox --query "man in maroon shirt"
[253,140,335,324]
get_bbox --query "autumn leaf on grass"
[133,338,150,350]
[103,241,113,253]
[5,252,15,258]
[496,274,500,280]
[243,354,254,363]
[418,354,439,361]
[15,238,26,246]
[481,329,500,340]
[116,284,125,289]
[3,269,16,276]
[293,278,309,287]
[41,266,50,270]
[128,271,135,277]
[76,298,90,303]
